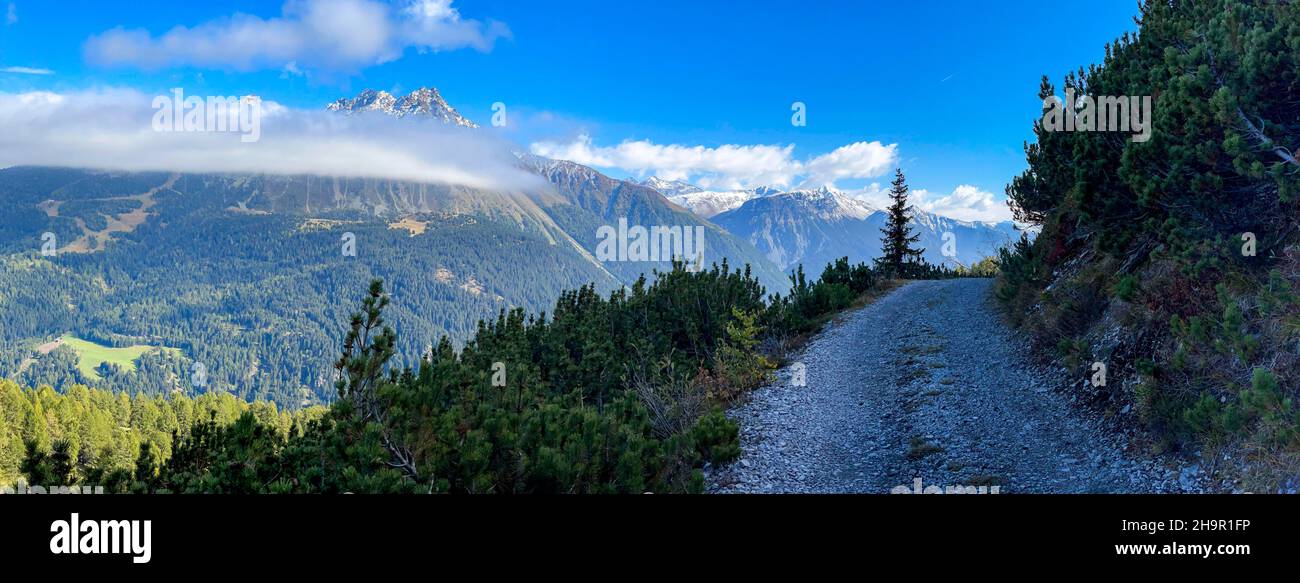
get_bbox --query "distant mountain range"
[643,178,783,218]
[638,178,1023,271]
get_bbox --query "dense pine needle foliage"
[4,257,940,493]
[997,0,1299,486]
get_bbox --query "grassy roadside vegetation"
[996,1,1299,491]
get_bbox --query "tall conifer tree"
[876,169,925,276]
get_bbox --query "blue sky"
[0,0,1140,220]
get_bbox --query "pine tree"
[0,413,16,486]
[876,169,925,277]
[22,399,50,454]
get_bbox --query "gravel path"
[709,279,1204,494]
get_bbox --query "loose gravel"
[708,279,1204,494]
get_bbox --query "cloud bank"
[913,184,1012,223]
[529,134,898,190]
[0,89,541,191]
[84,0,509,74]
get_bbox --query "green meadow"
[55,334,179,380]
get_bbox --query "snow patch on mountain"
[776,187,876,220]
[637,177,701,197]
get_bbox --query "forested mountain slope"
[0,149,785,407]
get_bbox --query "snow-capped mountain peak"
[638,176,702,197]
[773,186,875,220]
[327,89,397,114]
[638,178,870,219]
[636,178,784,218]
[327,87,478,128]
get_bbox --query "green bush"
[1114,275,1139,301]
[692,408,740,465]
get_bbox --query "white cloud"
[803,141,897,186]
[0,89,542,191]
[5,3,15,26]
[912,185,1013,223]
[844,183,1013,223]
[83,0,509,74]
[1,66,52,75]
[529,134,898,190]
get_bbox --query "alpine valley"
[0,87,788,407]
[0,87,1011,409]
